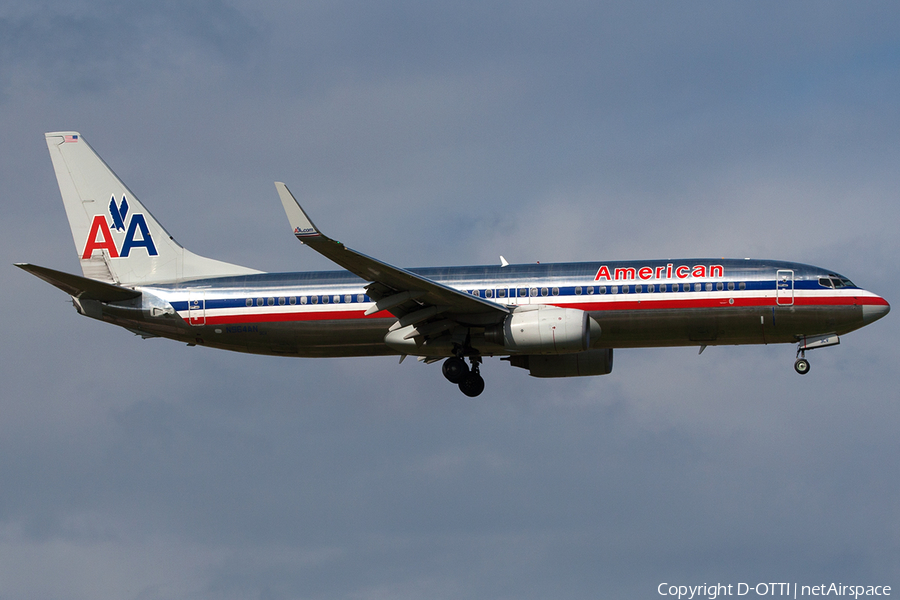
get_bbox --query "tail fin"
[45,132,261,284]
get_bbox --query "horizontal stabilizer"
[15,263,141,302]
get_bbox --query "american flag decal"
[64,135,79,143]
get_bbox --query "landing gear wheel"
[794,358,810,375]
[458,371,485,397]
[442,357,469,384]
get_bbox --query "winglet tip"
[275,182,321,239]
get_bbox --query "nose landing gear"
[792,333,840,375]
[442,355,485,397]
[794,354,810,375]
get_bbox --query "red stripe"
[195,294,887,325]
[553,294,886,312]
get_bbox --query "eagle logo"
[109,195,129,231]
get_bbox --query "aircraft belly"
[198,318,395,357]
[589,304,865,349]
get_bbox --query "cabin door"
[188,292,206,325]
[776,270,794,306]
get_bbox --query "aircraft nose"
[862,298,890,324]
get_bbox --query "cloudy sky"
[2,2,899,598]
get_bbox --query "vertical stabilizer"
[45,132,261,284]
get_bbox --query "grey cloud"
[2,2,899,598]
[0,0,262,98]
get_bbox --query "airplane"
[16,131,890,397]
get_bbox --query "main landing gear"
[442,355,485,397]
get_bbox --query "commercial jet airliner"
[17,132,890,396]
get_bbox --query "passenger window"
[727,282,735,291]
[498,289,507,298]
[541,287,548,297]
[267,298,275,306]
[575,286,582,295]
[485,289,494,298]
[290,297,297,305]
[648,284,655,293]
[611,286,618,294]
[357,294,365,303]
[635,285,642,293]
[586,286,594,295]
[622,285,630,294]
[599,286,607,294]
[739,282,746,290]
[257,298,264,306]
[695,283,702,292]
[716,282,724,291]
[519,288,528,297]
[311,296,318,304]
[322,296,330,304]
[530,288,538,297]
[552,287,559,296]
[301,296,308,305]
[245,298,252,307]
[705,283,713,292]
[278,297,285,306]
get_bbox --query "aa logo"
[109,195,129,231]
[82,195,159,259]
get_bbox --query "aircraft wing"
[275,183,509,327]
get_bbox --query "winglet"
[275,182,321,240]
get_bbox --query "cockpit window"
[826,274,855,288]
[818,277,834,289]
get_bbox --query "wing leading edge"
[275,182,510,357]
[275,182,508,321]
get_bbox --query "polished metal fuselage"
[93,258,888,358]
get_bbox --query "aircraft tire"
[794,358,810,375]
[458,371,485,397]
[442,357,469,384]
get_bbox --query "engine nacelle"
[485,306,592,354]
[507,348,614,378]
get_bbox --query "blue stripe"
[170,278,848,313]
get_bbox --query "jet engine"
[484,306,594,354]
